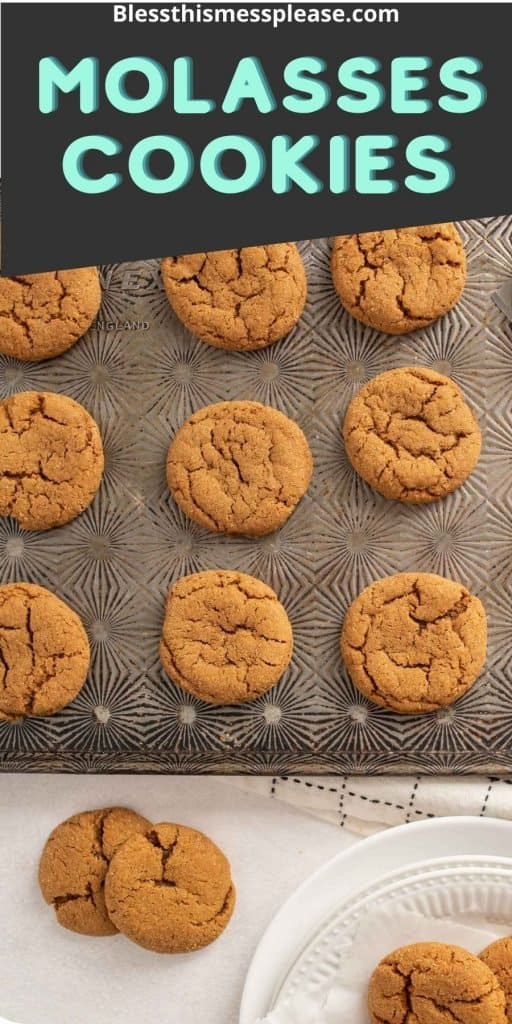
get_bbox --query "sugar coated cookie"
[160,569,293,704]
[39,807,151,936]
[161,244,306,350]
[0,268,101,360]
[369,942,506,1023]
[0,390,104,530]
[0,582,90,719]
[481,937,512,1022]
[167,400,312,536]
[343,367,481,502]
[341,572,486,714]
[331,224,466,334]
[104,822,235,953]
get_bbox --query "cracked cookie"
[343,367,481,503]
[167,400,313,536]
[39,807,151,936]
[341,572,486,714]
[0,268,101,360]
[0,582,90,720]
[0,390,104,530]
[160,569,293,704]
[369,942,507,1023]
[331,224,466,334]
[481,938,512,1021]
[104,822,236,953]
[160,243,307,350]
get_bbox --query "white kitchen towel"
[224,775,512,835]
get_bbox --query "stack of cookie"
[39,806,235,954]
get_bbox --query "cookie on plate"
[341,572,486,714]
[0,390,104,530]
[166,400,313,537]
[331,224,466,334]
[481,937,512,1021]
[39,807,151,936]
[160,244,306,350]
[160,570,293,704]
[0,268,101,360]
[0,582,90,720]
[369,942,506,1023]
[104,822,236,953]
[343,367,481,503]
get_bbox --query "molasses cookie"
[104,822,236,953]
[341,572,486,714]
[39,807,151,936]
[481,938,512,1021]
[160,244,306,350]
[0,267,101,360]
[167,400,313,536]
[343,367,481,502]
[369,942,506,1024]
[0,390,104,530]
[331,224,466,334]
[160,569,293,704]
[0,582,90,720]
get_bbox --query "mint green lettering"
[355,135,398,193]
[283,57,331,113]
[405,135,454,193]
[337,57,384,114]
[128,135,193,193]
[200,136,265,193]
[272,135,322,193]
[391,57,432,113]
[62,136,121,193]
[105,57,167,113]
[39,57,98,114]
[439,57,486,113]
[222,57,276,113]
[173,57,215,113]
[329,136,350,194]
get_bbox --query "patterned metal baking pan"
[1,217,511,774]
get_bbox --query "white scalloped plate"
[239,816,512,1023]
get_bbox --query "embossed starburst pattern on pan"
[0,220,510,773]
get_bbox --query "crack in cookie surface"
[104,822,235,953]
[0,582,90,719]
[0,390,104,530]
[167,400,313,537]
[160,569,293,704]
[341,572,486,714]
[331,224,466,334]
[369,942,506,1023]
[161,244,307,350]
[38,807,151,937]
[343,367,481,503]
[0,268,101,360]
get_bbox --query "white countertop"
[0,775,358,1024]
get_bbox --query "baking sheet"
[1,217,511,774]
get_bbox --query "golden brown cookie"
[104,822,235,953]
[368,942,506,1024]
[0,582,90,720]
[160,244,306,350]
[160,569,293,704]
[481,938,512,1021]
[343,367,481,503]
[0,390,104,530]
[331,224,466,334]
[341,572,486,714]
[39,807,151,937]
[0,268,101,360]
[167,400,313,537]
